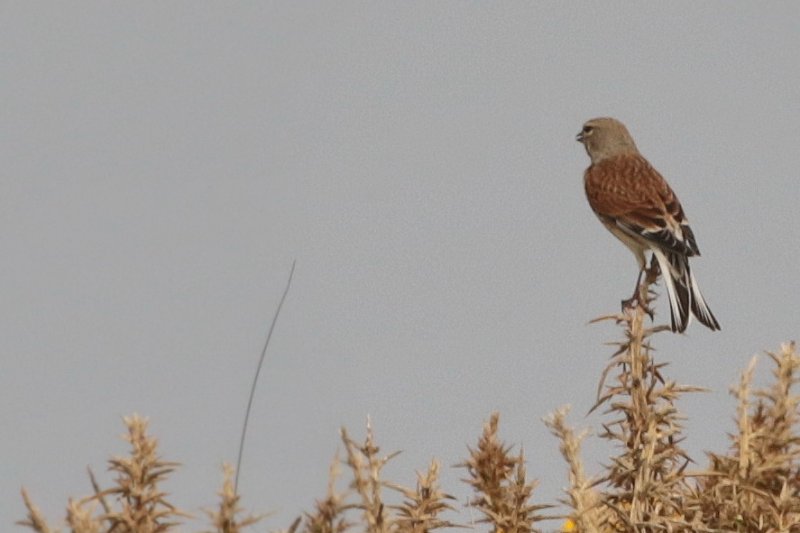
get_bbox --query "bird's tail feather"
[652,249,690,332]
[689,269,721,331]
[651,249,719,332]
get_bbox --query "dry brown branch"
[387,459,457,533]
[458,412,549,533]
[544,407,602,531]
[590,274,703,531]
[690,342,800,530]
[18,488,56,533]
[203,463,263,533]
[93,414,190,532]
[66,498,102,533]
[88,466,111,515]
[296,453,352,533]
[341,420,401,533]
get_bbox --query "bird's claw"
[620,296,638,312]
[620,294,655,320]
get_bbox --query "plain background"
[2,2,799,530]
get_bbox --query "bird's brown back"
[585,154,698,256]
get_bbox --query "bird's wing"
[584,154,700,256]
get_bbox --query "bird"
[576,117,720,332]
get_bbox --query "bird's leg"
[620,266,646,312]
[639,254,661,319]
[621,258,658,320]
[645,253,661,283]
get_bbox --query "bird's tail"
[651,249,720,332]
[688,268,721,331]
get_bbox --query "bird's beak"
[576,131,584,143]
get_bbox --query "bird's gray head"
[576,117,639,164]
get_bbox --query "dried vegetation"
[19,279,800,532]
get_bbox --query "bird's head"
[576,117,639,164]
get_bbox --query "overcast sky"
[2,2,799,530]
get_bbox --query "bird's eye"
[582,125,593,134]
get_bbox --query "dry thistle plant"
[19,414,261,533]
[294,454,352,533]
[543,407,601,531]
[387,460,456,533]
[18,270,800,533]
[19,488,56,533]
[457,412,549,533]
[97,414,188,532]
[340,421,397,533]
[688,341,800,531]
[587,271,707,531]
[65,498,103,533]
[19,414,187,533]
[286,420,454,533]
[203,463,263,533]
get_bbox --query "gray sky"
[2,2,799,530]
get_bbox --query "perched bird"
[577,117,720,332]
